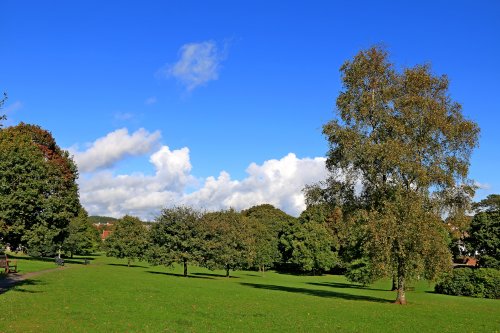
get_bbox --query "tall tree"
[199,209,251,277]
[148,206,204,277]
[104,215,149,266]
[312,46,479,304]
[0,123,81,252]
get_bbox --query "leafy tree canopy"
[310,46,479,304]
[283,205,339,274]
[148,206,204,276]
[63,208,100,258]
[199,209,251,277]
[0,123,81,251]
[465,209,500,269]
[104,215,149,266]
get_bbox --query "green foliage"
[435,268,500,299]
[104,215,149,266]
[0,123,80,251]
[148,206,204,276]
[283,205,339,274]
[465,209,500,269]
[199,209,251,276]
[22,222,60,257]
[63,209,100,257]
[241,204,296,271]
[246,218,280,273]
[344,258,376,286]
[314,46,479,303]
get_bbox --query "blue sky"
[2,1,499,219]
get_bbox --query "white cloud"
[181,153,328,216]
[78,144,196,219]
[160,41,226,91]
[75,130,328,219]
[70,128,161,173]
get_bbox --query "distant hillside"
[88,216,119,224]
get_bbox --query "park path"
[0,266,70,294]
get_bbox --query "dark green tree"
[0,123,81,253]
[311,46,479,304]
[465,196,500,269]
[22,222,61,257]
[199,209,251,277]
[63,209,100,258]
[282,205,339,274]
[104,215,149,266]
[148,206,204,277]
[246,218,280,275]
[242,204,296,272]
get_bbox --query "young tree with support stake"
[313,46,479,304]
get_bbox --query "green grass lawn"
[1,255,499,332]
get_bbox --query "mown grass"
[1,255,499,332]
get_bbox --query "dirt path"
[0,266,70,294]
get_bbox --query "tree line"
[103,204,340,277]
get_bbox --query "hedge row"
[435,268,500,299]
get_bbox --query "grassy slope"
[1,255,499,333]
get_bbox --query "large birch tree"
[316,46,479,304]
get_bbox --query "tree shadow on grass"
[11,279,44,294]
[191,272,240,279]
[240,283,393,303]
[1,278,44,295]
[146,271,214,280]
[307,282,389,292]
[108,263,148,268]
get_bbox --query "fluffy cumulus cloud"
[161,41,226,91]
[74,130,328,220]
[182,154,328,215]
[70,128,161,172]
[79,144,195,219]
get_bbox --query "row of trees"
[104,204,341,277]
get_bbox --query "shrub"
[435,268,500,299]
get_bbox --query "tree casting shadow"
[146,271,214,280]
[240,283,393,303]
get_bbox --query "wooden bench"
[0,254,18,274]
